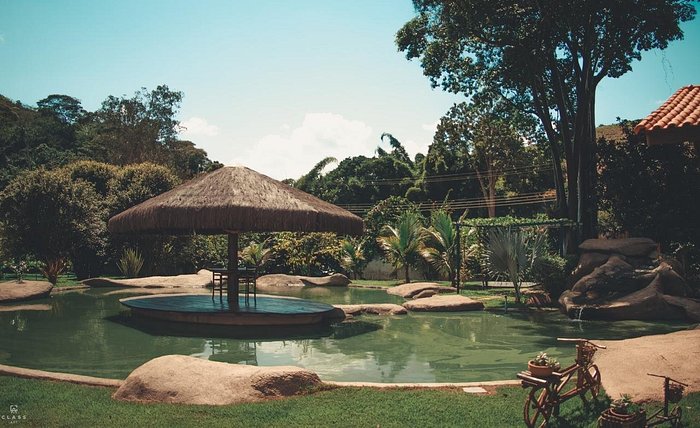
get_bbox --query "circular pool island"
[119,294,339,326]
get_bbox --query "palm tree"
[241,240,272,273]
[340,238,366,280]
[485,227,546,302]
[294,156,337,192]
[420,210,458,285]
[377,211,424,283]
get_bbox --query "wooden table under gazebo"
[108,165,363,326]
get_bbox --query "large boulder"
[334,304,407,316]
[386,282,457,298]
[0,281,53,303]
[578,237,658,258]
[569,252,609,286]
[403,295,484,312]
[256,273,350,288]
[560,237,699,322]
[83,270,213,289]
[113,355,322,405]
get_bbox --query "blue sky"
[1,1,698,179]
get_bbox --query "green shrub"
[117,248,144,278]
[530,254,568,299]
[0,168,106,278]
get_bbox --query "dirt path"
[595,328,700,402]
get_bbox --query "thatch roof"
[108,166,363,236]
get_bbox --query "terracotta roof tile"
[634,85,700,134]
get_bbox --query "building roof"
[634,85,700,135]
[108,166,364,236]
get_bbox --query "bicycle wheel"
[587,364,601,399]
[524,387,552,428]
[670,405,682,427]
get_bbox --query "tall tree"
[397,0,695,240]
[37,95,86,125]
[95,85,183,165]
[434,101,531,217]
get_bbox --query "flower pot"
[598,408,646,428]
[528,361,553,378]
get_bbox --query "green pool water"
[0,287,690,382]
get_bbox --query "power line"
[340,191,553,209]
[341,191,557,214]
[356,164,553,186]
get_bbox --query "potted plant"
[528,352,560,378]
[599,394,645,428]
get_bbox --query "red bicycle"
[645,373,686,427]
[517,338,605,428]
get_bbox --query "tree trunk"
[573,81,598,241]
[404,265,410,283]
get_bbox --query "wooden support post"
[227,232,239,307]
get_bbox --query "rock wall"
[559,238,700,322]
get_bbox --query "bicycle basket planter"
[528,352,560,378]
[527,361,554,378]
[668,383,684,403]
[598,408,646,428]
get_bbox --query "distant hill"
[596,121,641,144]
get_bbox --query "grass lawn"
[0,273,120,288]
[1,376,697,427]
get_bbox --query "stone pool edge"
[0,363,123,388]
[0,362,519,390]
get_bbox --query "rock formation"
[0,281,53,303]
[334,304,408,316]
[113,355,321,405]
[82,270,213,289]
[256,273,350,287]
[402,295,485,312]
[386,282,457,298]
[559,238,700,322]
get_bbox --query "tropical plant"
[485,227,547,302]
[340,238,366,280]
[421,210,458,284]
[241,240,272,273]
[117,248,144,278]
[41,258,67,285]
[377,211,424,283]
[269,232,343,276]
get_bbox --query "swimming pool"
[0,287,689,382]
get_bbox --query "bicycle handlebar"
[647,373,689,386]
[556,338,607,349]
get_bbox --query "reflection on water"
[0,287,691,382]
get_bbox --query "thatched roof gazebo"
[109,165,363,303]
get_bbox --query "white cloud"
[180,116,220,138]
[235,112,374,180]
[421,120,439,134]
